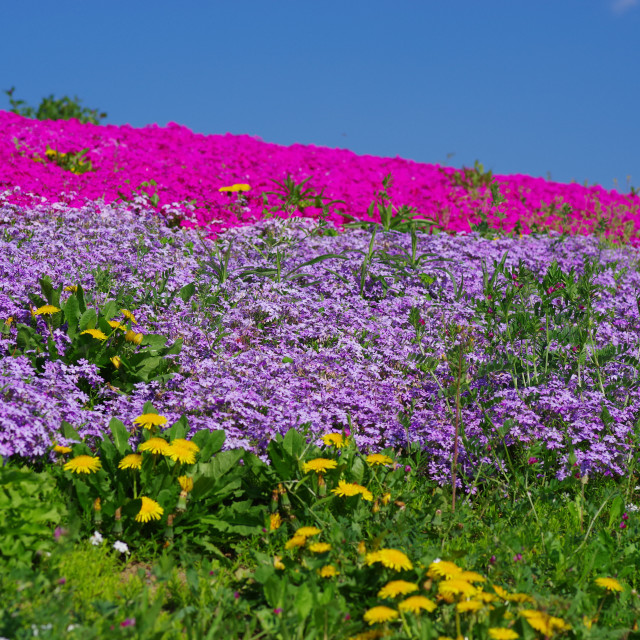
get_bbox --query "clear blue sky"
[2,1,639,191]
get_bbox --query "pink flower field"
[2,110,639,239]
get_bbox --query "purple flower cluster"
[1,197,639,484]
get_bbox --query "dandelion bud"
[318,474,327,497]
[93,497,102,525]
[125,330,143,345]
[165,513,174,541]
[280,486,291,511]
[112,507,123,535]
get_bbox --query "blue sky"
[2,1,639,191]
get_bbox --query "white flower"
[113,540,130,554]
[89,531,104,546]
[626,503,639,513]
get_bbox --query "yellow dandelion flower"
[428,560,463,579]
[110,355,122,369]
[474,591,498,604]
[4,317,13,326]
[506,592,534,604]
[107,320,127,331]
[456,599,484,613]
[269,512,282,530]
[365,453,394,466]
[120,309,137,324]
[178,475,194,492]
[381,492,391,505]
[459,571,487,583]
[138,437,170,455]
[166,439,198,464]
[81,328,108,341]
[53,445,72,454]
[363,606,399,625]
[332,480,373,501]
[133,413,168,430]
[118,454,143,470]
[398,595,437,614]
[135,496,164,523]
[64,285,78,292]
[273,555,285,570]
[493,585,509,599]
[285,535,306,550]
[438,579,477,598]
[295,526,321,538]
[357,540,367,555]
[378,580,419,599]
[93,497,101,511]
[308,542,331,553]
[34,304,61,316]
[365,549,413,572]
[520,610,571,635]
[594,577,623,592]
[219,183,251,193]
[302,458,338,473]
[321,433,346,448]
[63,455,101,474]
[318,565,339,578]
[488,629,519,640]
[125,330,143,344]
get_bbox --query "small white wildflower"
[113,540,130,554]
[626,503,639,513]
[89,531,104,546]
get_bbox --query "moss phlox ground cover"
[2,110,639,241]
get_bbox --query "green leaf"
[263,574,287,609]
[166,415,188,441]
[283,428,305,460]
[61,420,81,441]
[64,294,80,337]
[294,582,313,622]
[141,334,168,349]
[608,495,624,529]
[179,282,196,302]
[133,356,163,381]
[211,450,244,480]
[78,308,97,331]
[38,275,55,304]
[109,418,131,456]
[351,456,365,484]
[192,429,226,462]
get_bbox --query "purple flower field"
[2,193,639,485]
